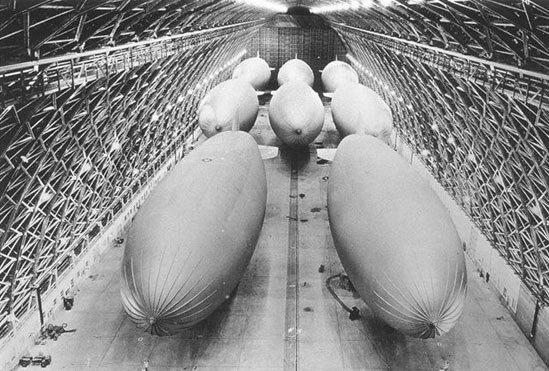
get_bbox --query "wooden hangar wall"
[339,27,549,306]
[247,26,347,90]
[343,33,549,360]
[0,1,271,345]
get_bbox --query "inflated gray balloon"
[232,57,272,90]
[277,59,314,87]
[269,81,324,147]
[198,79,258,137]
[328,134,467,339]
[121,131,267,335]
[331,82,393,144]
[321,61,358,93]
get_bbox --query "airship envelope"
[327,135,467,339]
[198,79,259,137]
[232,57,272,91]
[321,61,359,93]
[121,131,267,335]
[278,59,314,87]
[331,83,393,144]
[268,81,324,147]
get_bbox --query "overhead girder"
[0,0,273,62]
[319,0,549,73]
[0,18,265,108]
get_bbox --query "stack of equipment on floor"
[19,354,51,368]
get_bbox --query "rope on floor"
[325,273,360,320]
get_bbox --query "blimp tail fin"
[231,111,240,131]
[317,148,337,162]
[258,145,279,160]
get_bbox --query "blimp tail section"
[328,134,466,339]
[268,81,324,147]
[232,57,272,91]
[278,59,314,87]
[321,61,359,93]
[198,80,259,137]
[331,83,393,144]
[121,131,266,335]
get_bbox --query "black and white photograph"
[0,1,548,370]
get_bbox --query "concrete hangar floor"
[18,96,548,371]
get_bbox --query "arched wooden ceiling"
[316,0,549,73]
[1,1,547,72]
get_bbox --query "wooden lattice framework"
[303,0,549,73]
[0,1,270,342]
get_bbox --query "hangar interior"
[0,1,548,370]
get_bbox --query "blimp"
[120,131,267,335]
[327,134,467,339]
[321,60,359,93]
[277,58,314,87]
[198,79,259,137]
[331,82,393,144]
[268,80,324,147]
[232,57,272,91]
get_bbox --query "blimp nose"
[417,318,448,339]
[140,311,172,336]
[413,299,465,339]
[295,128,302,135]
[421,322,438,339]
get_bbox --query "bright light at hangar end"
[311,0,374,14]
[310,0,473,13]
[311,0,400,14]
[232,0,288,12]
